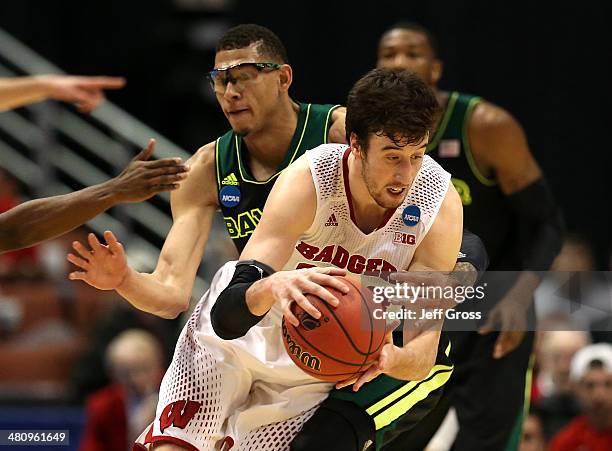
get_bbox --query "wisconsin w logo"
[159,400,201,433]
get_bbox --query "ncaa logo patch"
[402,205,421,227]
[220,186,241,208]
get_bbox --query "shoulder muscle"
[171,141,219,217]
[469,101,542,194]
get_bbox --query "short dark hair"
[345,68,440,149]
[383,22,439,58]
[216,24,288,63]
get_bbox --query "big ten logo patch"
[393,232,416,246]
[224,208,263,239]
[159,400,202,433]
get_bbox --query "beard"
[361,161,407,209]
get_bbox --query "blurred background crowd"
[0,1,611,450]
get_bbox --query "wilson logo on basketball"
[282,322,322,372]
[393,232,416,246]
[298,312,321,331]
[325,213,338,226]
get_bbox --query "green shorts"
[329,335,453,449]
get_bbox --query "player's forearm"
[0,76,53,111]
[504,271,541,310]
[114,223,212,319]
[116,268,191,319]
[389,331,440,381]
[0,182,118,253]
[114,212,214,319]
[508,177,564,271]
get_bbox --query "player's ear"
[431,59,443,85]
[278,64,292,92]
[349,133,365,159]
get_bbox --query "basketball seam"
[318,299,373,356]
[284,277,386,379]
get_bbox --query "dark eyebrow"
[381,143,428,151]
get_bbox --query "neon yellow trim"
[366,364,453,416]
[215,138,221,187]
[324,104,341,144]
[289,103,311,164]
[523,353,535,418]
[236,104,311,184]
[463,97,497,186]
[445,341,451,357]
[427,92,459,153]
[372,369,453,430]
[451,177,473,206]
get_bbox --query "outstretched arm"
[0,139,188,253]
[67,143,216,319]
[0,75,125,112]
[470,102,563,357]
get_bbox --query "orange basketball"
[281,276,387,382]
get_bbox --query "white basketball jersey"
[284,144,451,276]
[136,145,452,451]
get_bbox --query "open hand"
[67,231,128,290]
[107,139,190,203]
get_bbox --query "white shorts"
[134,261,333,451]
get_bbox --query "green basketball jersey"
[215,102,340,253]
[426,92,511,268]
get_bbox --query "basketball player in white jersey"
[133,68,462,451]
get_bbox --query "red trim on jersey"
[342,148,356,224]
[377,204,396,230]
[342,147,396,232]
[140,434,201,451]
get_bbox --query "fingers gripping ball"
[282,277,386,382]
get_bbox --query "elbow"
[157,297,190,320]
[403,350,438,381]
[212,324,242,340]
[210,304,243,340]
[407,364,433,382]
